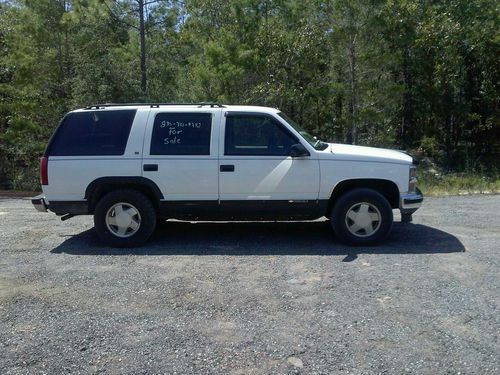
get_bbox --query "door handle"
[220,164,235,172]
[143,164,158,172]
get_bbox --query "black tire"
[94,189,157,247]
[156,218,169,230]
[331,188,393,246]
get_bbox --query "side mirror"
[290,143,310,157]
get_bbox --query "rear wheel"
[94,190,156,247]
[331,188,393,246]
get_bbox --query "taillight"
[40,156,48,185]
[409,165,417,192]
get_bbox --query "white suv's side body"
[33,104,422,247]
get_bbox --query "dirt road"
[1,195,499,374]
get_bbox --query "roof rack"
[84,102,225,110]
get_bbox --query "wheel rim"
[345,202,381,238]
[105,202,141,238]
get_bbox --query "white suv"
[32,103,422,247]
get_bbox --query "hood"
[327,143,413,164]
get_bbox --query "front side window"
[150,113,212,155]
[48,110,136,156]
[225,114,297,156]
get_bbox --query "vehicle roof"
[71,104,280,114]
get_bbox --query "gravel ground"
[0,195,499,374]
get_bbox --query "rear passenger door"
[142,109,221,201]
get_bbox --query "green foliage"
[419,136,439,158]
[417,171,500,196]
[0,0,498,190]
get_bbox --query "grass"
[417,171,500,196]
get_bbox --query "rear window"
[47,110,136,156]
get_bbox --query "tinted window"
[150,113,212,155]
[225,115,297,156]
[48,110,136,156]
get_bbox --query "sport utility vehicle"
[32,103,423,247]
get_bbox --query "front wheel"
[94,189,157,247]
[331,188,393,246]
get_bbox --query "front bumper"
[32,194,48,212]
[399,187,423,215]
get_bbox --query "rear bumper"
[31,195,88,215]
[399,187,423,215]
[31,194,48,212]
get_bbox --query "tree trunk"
[347,35,357,145]
[138,0,147,95]
[400,45,413,147]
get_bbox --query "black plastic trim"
[48,197,330,220]
[31,195,48,212]
[159,200,329,220]
[329,178,401,210]
[403,196,423,204]
[220,165,235,172]
[48,201,89,215]
[85,177,163,200]
[143,164,158,172]
[84,176,164,213]
[31,196,44,206]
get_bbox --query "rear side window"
[150,113,212,155]
[48,110,136,156]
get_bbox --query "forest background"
[0,0,498,193]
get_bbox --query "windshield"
[277,112,329,151]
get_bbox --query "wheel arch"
[85,177,163,213]
[327,178,400,213]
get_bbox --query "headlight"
[409,166,417,193]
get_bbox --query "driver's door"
[218,112,320,203]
